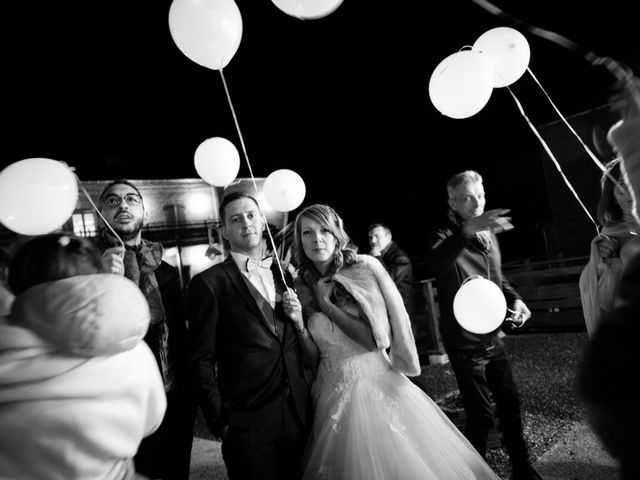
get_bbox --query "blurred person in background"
[0,233,165,480]
[368,223,415,318]
[578,73,640,480]
[579,156,640,337]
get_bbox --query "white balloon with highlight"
[473,27,530,88]
[429,50,494,119]
[453,276,507,334]
[271,0,343,19]
[0,158,78,235]
[263,169,306,212]
[194,137,241,187]
[169,0,243,70]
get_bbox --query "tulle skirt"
[302,352,501,480]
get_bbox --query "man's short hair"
[368,223,391,235]
[218,191,260,225]
[99,179,143,209]
[446,170,483,198]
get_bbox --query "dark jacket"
[377,241,414,315]
[424,214,520,350]
[187,256,311,436]
[95,236,189,389]
[155,261,190,386]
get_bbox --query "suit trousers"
[135,387,198,480]
[222,394,307,480]
[447,341,531,468]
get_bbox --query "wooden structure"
[502,256,587,331]
[538,104,618,259]
[412,279,447,365]
[415,255,588,354]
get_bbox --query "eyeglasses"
[102,194,143,208]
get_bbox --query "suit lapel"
[222,256,280,339]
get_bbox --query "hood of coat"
[8,273,149,357]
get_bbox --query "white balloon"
[271,0,343,20]
[428,50,494,119]
[453,276,507,334]
[263,169,306,212]
[169,0,243,70]
[194,137,241,187]
[473,27,530,88]
[0,158,78,235]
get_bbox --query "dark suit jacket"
[187,256,311,436]
[378,241,415,315]
[95,236,189,387]
[155,261,190,386]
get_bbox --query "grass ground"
[193,331,590,479]
[416,331,590,479]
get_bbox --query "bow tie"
[246,256,273,272]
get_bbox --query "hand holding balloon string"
[506,299,532,328]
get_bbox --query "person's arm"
[610,77,640,223]
[424,227,468,277]
[158,263,190,382]
[425,210,512,277]
[283,288,320,368]
[313,278,377,350]
[186,275,225,439]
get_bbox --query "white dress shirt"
[230,251,277,309]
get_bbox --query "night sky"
[3,0,637,268]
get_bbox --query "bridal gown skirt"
[302,318,501,480]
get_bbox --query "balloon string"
[526,68,607,172]
[525,67,623,189]
[469,0,637,85]
[279,211,289,262]
[218,68,289,288]
[77,180,125,248]
[439,46,475,75]
[506,88,600,236]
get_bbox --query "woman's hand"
[313,277,334,307]
[597,236,619,260]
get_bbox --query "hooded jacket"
[0,274,166,480]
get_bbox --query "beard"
[108,216,144,241]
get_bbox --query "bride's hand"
[283,289,304,331]
[313,277,334,305]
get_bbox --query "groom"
[187,191,313,480]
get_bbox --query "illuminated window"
[72,212,97,237]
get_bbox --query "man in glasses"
[98,179,196,480]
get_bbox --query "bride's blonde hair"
[294,204,357,286]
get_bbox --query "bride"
[290,204,501,480]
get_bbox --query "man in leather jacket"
[425,170,540,480]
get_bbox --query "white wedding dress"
[302,309,502,480]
